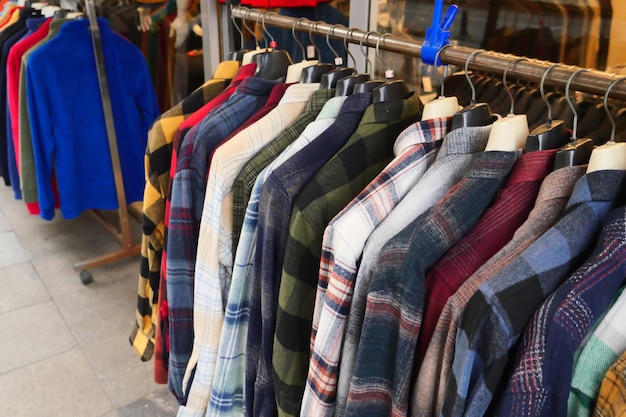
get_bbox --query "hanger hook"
[360,30,376,73]
[343,27,357,68]
[604,77,626,144]
[242,9,257,49]
[309,22,322,60]
[292,18,307,60]
[253,11,263,49]
[433,44,451,97]
[230,6,244,44]
[376,33,393,79]
[539,62,561,128]
[464,49,485,106]
[503,57,528,115]
[326,24,341,63]
[261,12,276,47]
[565,68,591,140]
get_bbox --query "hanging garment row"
[0,2,159,220]
[129,8,626,417]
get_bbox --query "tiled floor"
[0,186,178,417]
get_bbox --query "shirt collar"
[505,149,558,186]
[464,150,521,180]
[393,116,452,156]
[228,63,257,86]
[337,92,372,117]
[303,88,335,115]
[566,170,626,211]
[234,75,281,97]
[598,206,626,242]
[533,165,587,206]
[358,91,422,127]
[26,17,46,32]
[279,83,321,104]
[437,124,491,158]
[316,95,347,121]
[263,83,290,108]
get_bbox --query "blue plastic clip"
[421,1,459,66]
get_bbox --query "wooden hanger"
[241,10,267,66]
[285,18,318,83]
[421,45,461,121]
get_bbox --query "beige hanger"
[421,44,461,121]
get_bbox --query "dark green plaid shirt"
[273,92,423,417]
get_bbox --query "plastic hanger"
[335,28,370,96]
[525,63,571,152]
[371,33,411,104]
[485,58,530,152]
[228,7,250,62]
[421,45,460,120]
[553,68,595,170]
[285,18,318,83]
[586,77,626,173]
[241,10,267,66]
[319,25,356,89]
[450,49,495,129]
[300,21,334,84]
[353,31,385,94]
[252,12,292,80]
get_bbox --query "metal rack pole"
[74,0,141,283]
[231,6,626,102]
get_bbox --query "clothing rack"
[231,6,626,102]
[73,0,141,284]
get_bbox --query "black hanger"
[319,25,356,89]
[371,33,411,103]
[451,49,496,130]
[553,68,594,170]
[525,63,571,152]
[252,12,292,80]
[335,28,370,96]
[228,8,249,62]
[300,21,334,84]
[353,30,385,94]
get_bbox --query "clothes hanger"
[335,28,370,96]
[285,18,318,83]
[553,68,595,170]
[319,25,356,89]
[241,10,267,66]
[371,33,411,103]
[251,12,292,80]
[586,77,626,173]
[525,62,571,152]
[450,49,497,130]
[484,57,530,152]
[300,21,334,84]
[228,6,250,63]
[353,30,385,94]
[421,44,461,120]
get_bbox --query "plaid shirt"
[302,117,451,417]
[344,150,519,417]
[130,78,228,362]
[336,125,492,417]
[274,93,423,417]
[230,88,335,254]
[569,288,626,417]
[177,83,320,417]
[207,93,344,417]
[247,93,372,417]
[443,170,626,417]
[417,150,556,365]
[594,350,626,417]
[496,206,626,416]
[412,165,586,417]
[166,76,278,403]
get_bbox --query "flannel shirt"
[130,78,228,362]
[442,170,626,417]
[569,289,626,417]
[496,206,626,416]
[344,150,519,417]
[166,75,278,403]
[301,117,451,417]
[208,92,345,417]
[273,93,423,417]
[594,348,626,417]
[412,165,586,417]
[417,150,557,364]
[231,88,336,253]
[177,82,319,417]
[336,125,491,417]
[247,93,372,417]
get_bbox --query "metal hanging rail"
[231,6,626,101]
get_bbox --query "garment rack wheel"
[79,270,94,285]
